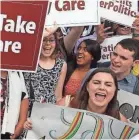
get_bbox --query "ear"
[133,60,139,67]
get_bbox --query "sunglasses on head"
[118,25,130,28]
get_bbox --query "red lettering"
[100,1,104,8]
[78,0,85,10]
[63,1,70,11]
[131,11,136,17]
[55,0,85,11]
[55,1,62,11]
[108,2,114,9]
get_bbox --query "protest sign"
[1,1,48,72]
[25,103,139,139]
[99,35,132,63]
[45,0,100,27]
[117,90,139,124]
[99,0,138,27]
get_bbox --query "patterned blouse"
[64,78,82,96]
[24,58,64,104]
[0,78,8,127]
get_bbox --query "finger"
[105,32,114,35]
[27,118,32,124]
[104,27,111,32]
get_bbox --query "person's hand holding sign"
[43,21,58,37]
[96,21,114,44]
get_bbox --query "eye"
[84,47,87,52]
[49,39,55,43]
[93,81,99,84]
[112,52,118,56]
[106,83,112,87]
[120,56,128,60]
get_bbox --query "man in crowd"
[99,38,139,95]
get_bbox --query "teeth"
[96,93,106,96]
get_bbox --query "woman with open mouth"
[23,31,67,115]
[70,67,127,122]
[60,39,101,104]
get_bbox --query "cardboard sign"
[99,35,132,63]
[1,1,48,72]
[25,103,139,139]
[117,90,139,124]
[46,0,100,27]
[99,0,138,27]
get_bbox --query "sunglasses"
[118,25,130,29]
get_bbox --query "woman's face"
[41,34,56,58]
[76,41,93,66]
[87,72,116,108]
[116,25,132,35]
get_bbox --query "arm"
[96,24,114,44]
[64,26,84,54]
[132,15,139,40]
[120,113,128,123]
[10,98,29,139]
[54,61,67,101]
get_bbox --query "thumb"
[10,134,16,139]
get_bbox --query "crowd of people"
[1,9,139,140]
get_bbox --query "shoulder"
[119,113,128,123]
[98,61,111,68]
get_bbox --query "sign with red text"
[25,103,139,139]
[1,1,48,72]
[99,35,132,63]
[46,0,100,27]
[99,0,138,27]
[117,90,139,124]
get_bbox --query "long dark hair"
[72,68,120,120]
[64,39,101,88]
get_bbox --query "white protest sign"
[117,90,139,124]
[99,0,138,27]
[45,0,100,27]
[25,103,139,139]
[99,35,132,63]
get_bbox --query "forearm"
[14,98,29,138]
[64,26,84,54]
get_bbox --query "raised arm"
[64,26,84,54]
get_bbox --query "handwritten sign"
[25,103,139,139]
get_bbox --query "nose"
[99,83,105,90]
[113,55,120,63]
[78,48,84,54]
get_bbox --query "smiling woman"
[70,68,127,122]
[23,32,67,115]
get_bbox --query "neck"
[87,99,107,114]
[40,55,52,62]
[77,65,90,72]
[1,71,8,79]
[116,70,131,81]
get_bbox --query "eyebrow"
[113,51,128,60]
[92,80,113,84]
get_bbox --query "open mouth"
[77,54,84,59]
[111,63,120,69]
[95,93,106,101]
[43,48,51,53]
